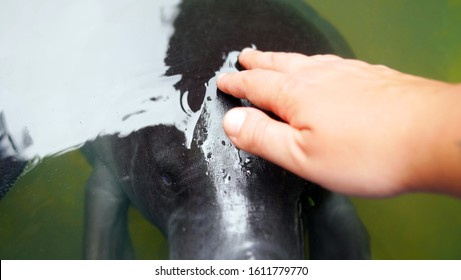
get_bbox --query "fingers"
[218,69,295,122]
[218,69,286,100]
[238,48,343,73]
[238,48,311,73]
[223,107,312,178]
[217,50,346,122]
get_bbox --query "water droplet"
[224,174,231,184]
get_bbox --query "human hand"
[217,49,461,197]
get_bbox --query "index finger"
[239,48,311,73]
[217,69,296,123]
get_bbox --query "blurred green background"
[1,0,460,259]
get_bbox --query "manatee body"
[82,0,370,259]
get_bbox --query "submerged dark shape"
[0,112,27,198]
[81,0,370,259]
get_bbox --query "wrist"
[404,82,461,196]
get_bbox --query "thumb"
[222,107,310,176]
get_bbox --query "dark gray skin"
[82,0,370,259]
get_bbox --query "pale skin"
[217,48,461,198]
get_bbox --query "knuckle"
[246,115,270,154]
[276,75,297,113]
[240,71,255,90]
[278,74,293,95]
[374,64,393,73]
[324,54,341,60]
[266,51,280,67]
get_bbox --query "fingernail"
[224,109,247,137]
[241,48,253,55]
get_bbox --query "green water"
[0,151,168,259]
[1,0,460,259]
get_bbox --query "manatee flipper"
[83,158,133,259]
[305,190,371,259]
